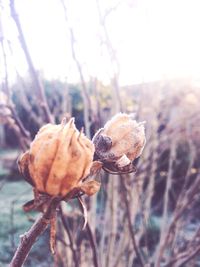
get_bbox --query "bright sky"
[1,0,200,85]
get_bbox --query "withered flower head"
[18,118,100,197]
[92,113,146,173]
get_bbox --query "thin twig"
[105,175,117,267]
[154,174,200,267]
[77,197,99,267]
[175,245,200,267]
[96,0,123,113]
[0,17,30,149]
[59,204,79,267]
[9,0,53,123]
[165,244,200,267]
[60,0,92,137]
[85,222,99,267]
[154,140,176,267]
[120,176,145,267]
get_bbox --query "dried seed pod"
[93,113,146,172]
[18,118,100,197]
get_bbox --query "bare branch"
[96,0,123,113]
[78,197,99,267]
[85,222,99,267]
[9,0,53,123]
[120,175,145,267]
[60,0,92,137]
[59,204,79,267]
[154,140,176,267]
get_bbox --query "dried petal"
[79,180,101,196]
[78,196,88,230]
[116,154,131,168]
[18,151,34,186]
[89,161,103,176]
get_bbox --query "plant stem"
[59,205,79,267]
[9,197,61,267]
[86,223,99,267]
[120,176,145,267]
[77,197,99,267]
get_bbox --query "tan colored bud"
[93,113,146,168]
[18,118,98,197]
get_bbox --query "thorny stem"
[120,176,145,267]
[9,197,61,267]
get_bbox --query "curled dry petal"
[18,118,97,197]
[93,113,146,168]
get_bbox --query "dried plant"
[9,113,146,267]
[0,0,200,266]
[93,113,146,174]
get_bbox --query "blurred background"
[0,0,200,266]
